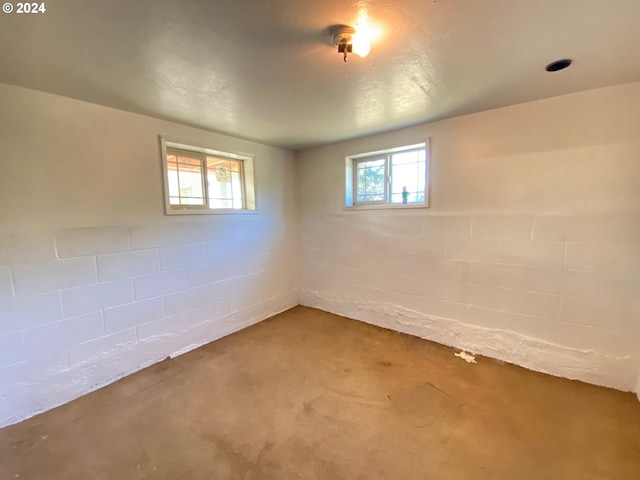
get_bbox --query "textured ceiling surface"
[1,0,640,149]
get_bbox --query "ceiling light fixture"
[331,25,371,62]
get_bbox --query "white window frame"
[160,136,256,215]
[345,141,430,209]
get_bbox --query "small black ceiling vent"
[545,59,573,72]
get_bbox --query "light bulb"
[351,35,371,57]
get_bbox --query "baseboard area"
[3,288,636,428]
[0,294,297,428]
[299,289,639,395]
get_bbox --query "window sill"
[344,204,429,212]
[165,208,258,216]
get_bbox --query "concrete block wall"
[0,221,295,426]
[297,83,640,393]
[299,213,639,389]
[0,84,297,426]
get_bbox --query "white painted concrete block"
[561,297,637,331]
[0,332,25,368]
[465,305,535,332]
[0,352,69,398]
[252,253,288,272]
[376,272,425,297]
[567,243,640,274]
[527,267,567,295]
[496,288,561,320]
[472,215,532,240]
[207,239,241,261]
[446,238,501,263]
[353,267,392,292]
[188,299,230,326]
[599,273,640,302]
[342,221,386,252]
[104,298,164,333]
[184,219,257,245]
[388,291,469,320]
[300,262,333,287]
[401,236,446,257]
[561,270,604,298]
[354,233,393,255]
[187,261,231,288]
[62,279,134,317]
[416,257,468,282]
[230,270,271,293]
[0,266,13,299]
[310,248,352,269]
[423,216,471,238]
[0,292,63,334]
[56,227,130,257]
[533,216,606,242]
[528,268,626,300]
[372,254,414,275]
[23,312,104,358]
[235,218,277,240]
[137,313,190,341]
[180,222,217,245]
[0,232,56,265]
[230,253,275,277]
[163,284,222,317]
[130,225,185,250]
[464,307,611,353]
[464,307,613,353]
[67,329,138,366]
[300,225,333,251]
[159,244,208,271]
[499,240,565,268]
[605,214,640,245]
[469,262,528,289]
[12,257,97,296]
[466,283,496,308]
[97,249,160,281]
[133,269,188,300]
[421,277,467,303]
[380,215,424,236]
[232,237,277,258]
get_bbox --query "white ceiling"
[1,0,639,150]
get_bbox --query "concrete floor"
[1,306,639,479]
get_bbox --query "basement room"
[0,0,639,478]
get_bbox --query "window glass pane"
[391,193,403,204]
[176,156,202,169]
[356,158,385,203]
[391,150,420,165]
[181,197,205,205]
[167,161,180,203]
[390,149,426,204]
[180,170,204,200]
[167,171,180,204]
[206,157,244,209]
[167,153,205,205]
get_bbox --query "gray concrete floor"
[1,306,639,479]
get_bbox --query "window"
[160,138,256,214]
[345,142,429,208]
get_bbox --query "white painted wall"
[2,81,639,427]
[297,83,640,393]
[0,84,298,427]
